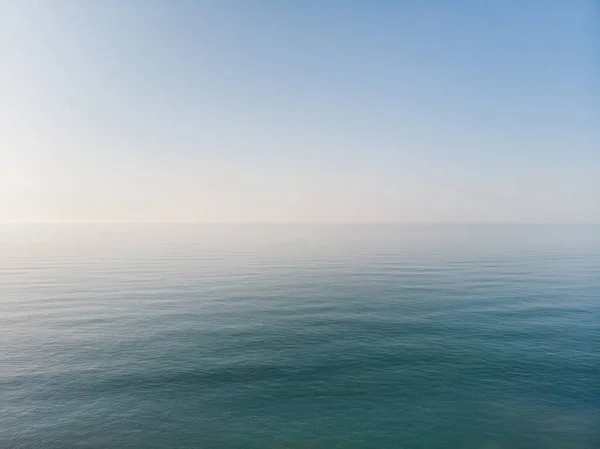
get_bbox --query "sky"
[0,0,598,223]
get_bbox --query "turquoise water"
[1,224,599,449]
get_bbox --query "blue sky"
[1,0,597,222]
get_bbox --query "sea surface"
[1,224,599,449]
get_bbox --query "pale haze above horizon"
[1,1,598,224]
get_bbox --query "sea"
[1,224,599,449]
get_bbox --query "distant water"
[1,224,599,449]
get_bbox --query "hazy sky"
[1,1,597,223]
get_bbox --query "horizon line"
[1,221,598,226]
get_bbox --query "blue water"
[1,224,599,449]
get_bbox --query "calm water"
[1,224,599,449]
